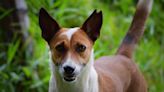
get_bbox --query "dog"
[39,0,152,92]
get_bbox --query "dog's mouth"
[63,74,76,82]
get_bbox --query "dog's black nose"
[63,66,75,74]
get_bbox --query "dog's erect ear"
[81,10,102,43]
[39,8,60,43]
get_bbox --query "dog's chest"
[56,82,87,92]
[50,76,98,92]
[49,66,99,92]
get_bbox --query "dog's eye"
[55,43,66,52]
[76,44,86,53]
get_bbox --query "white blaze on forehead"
[61,27,79,40]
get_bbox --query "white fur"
[61,53,81,79]
[61,27,79,40]
[49,49,99,92]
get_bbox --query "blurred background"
[0,0,163,92]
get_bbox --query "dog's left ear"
[81,10,102,43]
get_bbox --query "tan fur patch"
[49,28,93,65]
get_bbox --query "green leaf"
[7,39,20,64]
[22,67,31,77]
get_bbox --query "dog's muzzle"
[63,66,76,82]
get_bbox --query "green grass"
[0,0,163,92]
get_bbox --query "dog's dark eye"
[55,43,66,52]
[76,44,86,53]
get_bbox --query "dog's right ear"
[39,8,60,43]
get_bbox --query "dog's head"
[39,8,102,82]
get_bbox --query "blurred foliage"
[0,0,164,92]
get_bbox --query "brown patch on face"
[70,29,93,65]
[49,28,93,65]
[49,28,69,65]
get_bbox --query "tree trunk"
[0,0,31,91]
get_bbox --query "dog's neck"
[50,50,99,92]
